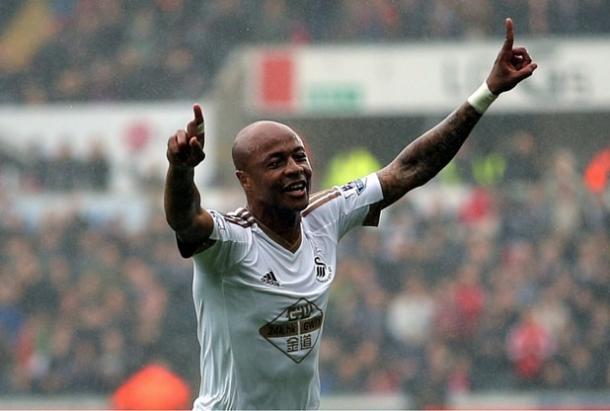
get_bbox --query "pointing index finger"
[193,104,203,125]
[193,104,204,136]
[503,18,514,51]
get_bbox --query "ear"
[235,170,251,190]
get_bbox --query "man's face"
[241,126,312,213]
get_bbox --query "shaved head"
[229,119,313,226]
[232,121,301,171]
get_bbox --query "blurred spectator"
[111,363,191,409]
[21,139,111,192]
[546,149,586,237]
[451,264,486,341]
[253,0,297,43]
[85,141,110,190]
[386,274,435,348]
[507,309,555,386]
[504,130,540,184]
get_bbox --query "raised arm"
[164,104,215,257]
[376,18,537,208]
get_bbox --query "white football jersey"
[190,173,383,410]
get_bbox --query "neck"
[248,204,302,250]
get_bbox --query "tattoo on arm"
[378,102,482,208]
[164,165,216,257]
[164,166,202,231]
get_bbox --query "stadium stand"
[2,0,610,103]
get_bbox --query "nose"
[284,157,303,175]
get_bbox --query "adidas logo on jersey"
[261,271,280,287]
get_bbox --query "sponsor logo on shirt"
[259,298,324,363]
[314,256,332,283]
[340,178,366,197]
[313,244,333,283]
[260,271,280,287]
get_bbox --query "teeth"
[287,182,305,191]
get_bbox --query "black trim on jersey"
[302,185,382,226]
[224,207,255,228]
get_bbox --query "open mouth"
[283,181,307,196]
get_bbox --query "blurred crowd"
[323,144,610,407]
[0,203,198,394]
[1,133,609,408]
[1,0,610,103]
[0,141,110,192]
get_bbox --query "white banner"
[0,102,216,191]
[248,38,610,115]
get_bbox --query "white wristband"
[467,82,497,114]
